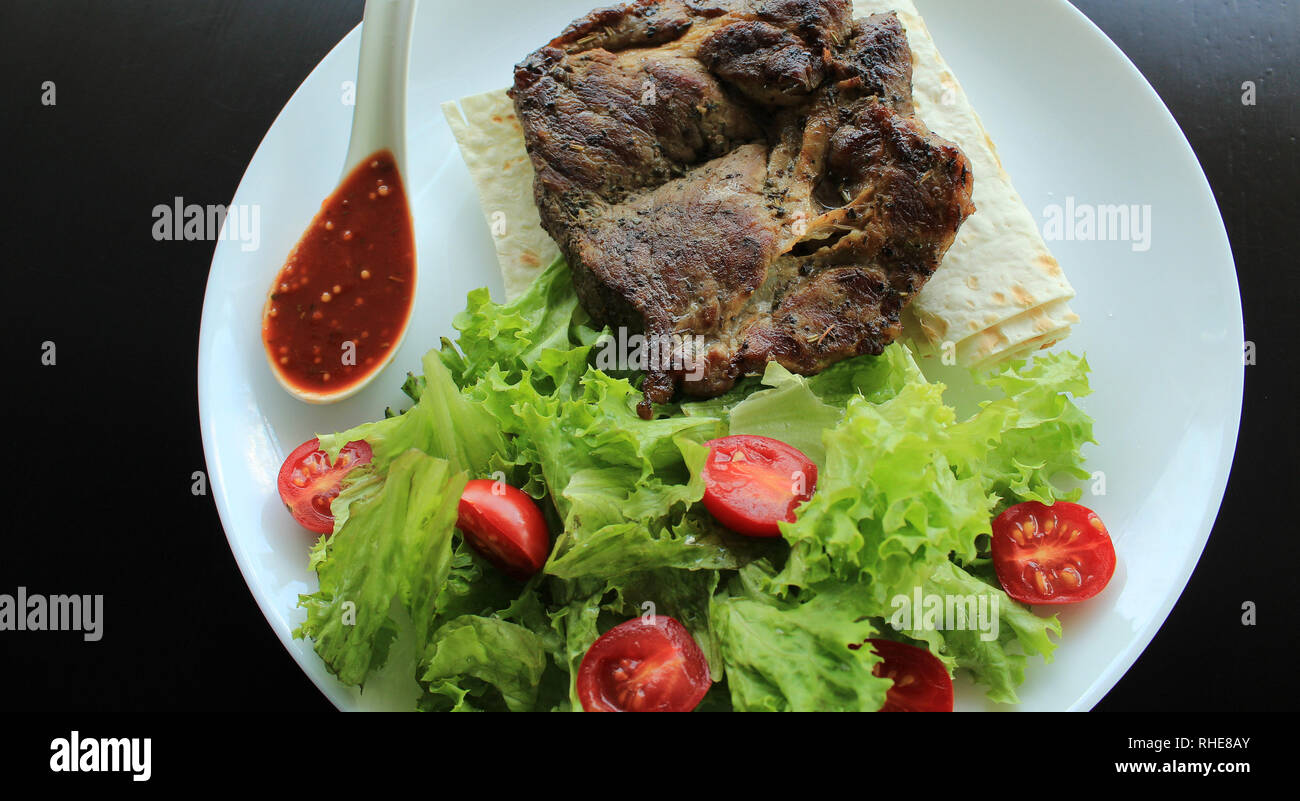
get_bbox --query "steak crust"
[511,0,975,416]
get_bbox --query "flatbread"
[854,0,1078,364]
[442,0,1077,367]
[441,92,560,294]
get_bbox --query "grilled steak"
[511,0,975,416]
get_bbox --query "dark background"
[1,0,1295,716]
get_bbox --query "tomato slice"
[990,501,1116,605]
[701,435,817,537]
[276,438,373,534]
[578,616,712,712]
[860,639,953,712]
[456,479,550,581]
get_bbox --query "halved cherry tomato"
[990,501,1116,605]
[860,639,953,712]
[701,435,817,537]
[277,438,373,534]
[456,479,550,581]
[577,616,712,712]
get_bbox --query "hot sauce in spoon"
[262,150,415,400]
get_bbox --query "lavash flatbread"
[854,0,1077,365]
[442,91,560,295]
[441,0,1077,368]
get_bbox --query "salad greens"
[294,257,1095,711]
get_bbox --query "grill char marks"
[569,145,783,404]
[512,46,762,212]
[832,14,916,111]
[737,99,977,380]
[511,0,974,416]
[546,0,696,53]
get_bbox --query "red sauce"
[263,150,415,396]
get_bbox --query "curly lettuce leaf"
[545,581,607,712]
[726,363,843,467]
[303,255,1095,711]
[711,562,889,712]
[418,615,550,712]
[805,340,925,406]
[466,359,744,581]
[441,257,601,389]
[544,438,770,580]
[318,350,506,480]
[949,351,1096,507]
[430,539,523,626]
[777,379,993,593]
[687,344,922,465]
[765,351,1091,702]
[435,258,767,584]
[294,449,468,687]
[885,561,1061,705]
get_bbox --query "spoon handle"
[344,0,418,179]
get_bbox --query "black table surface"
[2,0,1296,715]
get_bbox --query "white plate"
[198,0,1242,711]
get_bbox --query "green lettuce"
[418,615,549,712]
[764,349,1091,702]
[296,255,1096,710]
[440,255,601,389]
[949,352,1095,506]
[775,378,994,592]
[294,449,468,687]
[726,364,843,467]
[711,561,890,712]
[443,261,759,582]
[318,350,506,480]
[889,561,1062,704]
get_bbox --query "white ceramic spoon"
[343,0,418,182]
[265,0,419,404]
